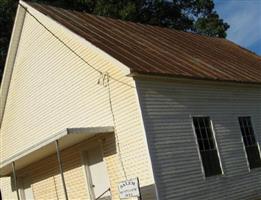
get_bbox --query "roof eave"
[129,71,261,85]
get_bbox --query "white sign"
[118,178,140,199]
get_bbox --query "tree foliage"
[0,0,229,81]
[0,0,17,79]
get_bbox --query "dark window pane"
[246,118,251,127]
[198,118,205,128]
[251,135,256,144]
[201,128,208,139]
[193,118,199,130]
[206,127,213,138]
[243,118,248,129]
[204,117,211,128]
[238,117,261,169]
[198,139,204,151]
[248,135,254,146]
[209,139,215,150]
[201,150,222,177]
[242,136,249,146]
[246,146,261,169]
[195,128,203,141]
[249,126,255,135]
[203,139,210,150]
[193,117,222,177]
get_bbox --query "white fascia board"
[0,3,27,127]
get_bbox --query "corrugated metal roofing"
[28,2,261,84]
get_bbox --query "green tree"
[0,0,17,80]
[0,0,229,81]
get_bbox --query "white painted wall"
[136,77,261,200]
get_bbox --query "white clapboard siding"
[136,77,261,200]
[0,4,155,199]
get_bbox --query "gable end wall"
[0,4,155,199]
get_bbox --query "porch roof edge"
[0,126,114,177]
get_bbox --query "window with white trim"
[193,117,222,177]
[238,117,261,169]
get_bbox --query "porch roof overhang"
[0,126,114,177]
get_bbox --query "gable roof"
[26,2,261,84]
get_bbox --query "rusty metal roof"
[28,3,261,84]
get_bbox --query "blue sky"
[214,0,261,55]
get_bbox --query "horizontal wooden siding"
[136,77,261,200]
